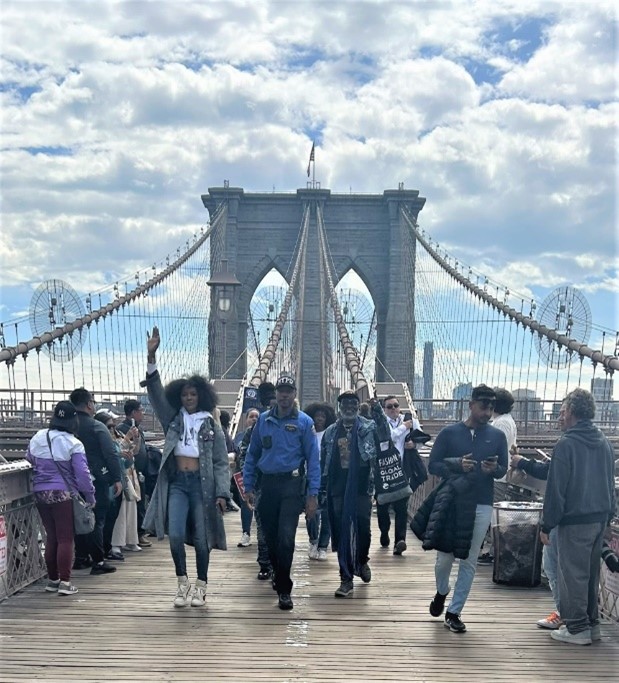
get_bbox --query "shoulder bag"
[46,431,96,535]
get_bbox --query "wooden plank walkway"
[1,512,617,682]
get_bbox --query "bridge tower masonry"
[202,186,426,404]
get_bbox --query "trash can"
[492,501,544,587]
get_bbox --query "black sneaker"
[444,611,467,633]
[477,552,494,566]
[278,593,293,610]
[429,591,448,617]
[257,568,272,581]
[380,532,390,548]
[393,540,407,556]
[106,551,125,561]
[72,558,92,570]
[90,561,117,575]
[334,579,354,598]
[359,563,372,584]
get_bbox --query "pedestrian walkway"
[1,513,617,682]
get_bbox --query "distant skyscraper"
[413,373,424,400]
[590,376,614,424]
[452,382,473,402]
[423,341,434,400]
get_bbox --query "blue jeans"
[168,471,210,582]
[306,508,331,549]
[435,504,492,616]
[543,528,559,608]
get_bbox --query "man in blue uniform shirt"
[243,373,320,610]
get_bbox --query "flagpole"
[312,148,315,188]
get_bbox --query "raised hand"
[147,325,160,361]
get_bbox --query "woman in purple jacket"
[27,401,95,595]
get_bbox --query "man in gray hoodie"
[541,388,616,645]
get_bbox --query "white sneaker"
[174,577,191,607]
[590,624,601,641]
[308,544,318,560]
[122,544,142,552]
[550,625,592,645]
[237,532,252,547]
[190,579,207,607]
[57,581,78,595]
[317,549,328,561]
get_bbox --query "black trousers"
[103,492,123,554]
[376,495,409,545]
[257,474,304,594]
[330,494,372,580]
[75,478,110,564]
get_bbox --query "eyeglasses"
[385,403,399,409]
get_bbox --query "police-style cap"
[275,374,296,390]
[337,390,360,403]
[471,384,496,402]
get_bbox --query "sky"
[1,1,618,368]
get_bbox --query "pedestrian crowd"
[26,325,618,645]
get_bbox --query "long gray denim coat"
[142,370,229,551]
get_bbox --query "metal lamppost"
[207,260,241,378]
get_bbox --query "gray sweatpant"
[556,521,605,634]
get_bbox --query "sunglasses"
[385,403,399,409]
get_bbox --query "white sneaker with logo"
[308,544,318,560]
[57,581,79,595]
[190,579,207,607]
[174,577,191,607]
[317,549,328,561]
[238,532,252,547]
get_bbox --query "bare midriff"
[175,455,200,471]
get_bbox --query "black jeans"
[257,474,304,594]
[376,495,409,545]
[103,491,122,554]
[330,494,372,580]
[75,478,110,564]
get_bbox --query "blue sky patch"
[23,146,73,156]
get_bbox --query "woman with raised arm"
[142,325,230,608]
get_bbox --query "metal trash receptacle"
[492,501,543,587]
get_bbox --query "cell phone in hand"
[484,455,498,462]
[404,412,413,422]
[131,418,136,427]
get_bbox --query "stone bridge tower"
[201,187,425,404]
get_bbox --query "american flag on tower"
[307,142,315,177]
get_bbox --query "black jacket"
[75,410,122,485]
[410,474,477,559]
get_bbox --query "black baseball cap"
[337,390,360,403]
[275,374,296,390]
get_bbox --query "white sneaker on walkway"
[190,579,207,607]
[590,624,601,641]
[550,625,592,645]
[57,581,78,595]
[308,544,318,560]
[537,610,563,629]
[122,544,142,552]
[174,577,191,607]
[237,532,252,547]
[316,549,328,561]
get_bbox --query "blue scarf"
[338,418,362,581]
